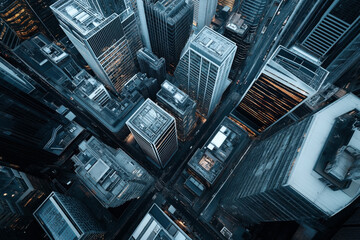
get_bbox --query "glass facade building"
[126,99,178,168]
[143,0,193,73]
[51,0,139,94]
[175,26,237,117]
[231,46,328,135]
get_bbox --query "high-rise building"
[231,46,328,135]
[0,166,50,233]
[0,56,84,174]
[224,13,250,71]
[0,0,45,40]
[192,0,217,32]
[221,94,360,223]
[34,191,104,240]
[175,26,237,117]
[238,0,266,33]
[71,136,154,208]
[51,0,138,93]
[0,19,20,50]
[129,204,191,240]
[157,80,196,141]
[76,0,126,17]
[143,0,193,73]
[137,47,166,83]
[25,0,66,40]
[126,98,178,168]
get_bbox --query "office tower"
[217,0,235,11]
[221,94,360,223]
[144,0,193,73]
[192,0,217,32]
[51,0,137,94]
[0,0,45,40]
[0,166,50,233]
[71,136,154,208]
[175,27,237,117]
[0,57,84,174]
[126,99,178,168]
[0,19,20,50]
[238,0,266,33]
[25,0,66,40]
[129,204,191,240]
[224,13,250,71]
[231,46,328,135]
[157,80,196,141]
[137,47,166,83]
[34,192,104,240]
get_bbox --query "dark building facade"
[144,0,193,73]
[0,19,20,50]
[224,13,250,73]
[137,47,166,83]
[0,57,84,174]
[238,0,267,33]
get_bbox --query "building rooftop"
[287,94,360,216]
[72,137,153,208]
[127,99,174,142]
[191,26,237,65]
[137,47,165,69]
[43,121,83,156]
[188,117,250,185]
[267,46,329,92]
[129,204,191,240]
[157,80,196,115]
[226,13,248,36]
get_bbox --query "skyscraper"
[137,47,166,83]
[231,46,328,135]
[224,13,250,71]
[217,0,236,11]
[238,0,267,33]
[0,0,45,40]
[175,26,237,117]
[144,0,193,73]
[71,136,154,208]
[157,80,196,141]
[221,94,360,223]
[126,99,178,168]
[34,192,104,240]
[192,0,217,32]
[51,0,138,93]
[76,0,126,17]
[0,56,84,174]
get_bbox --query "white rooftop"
[288,94,360,216]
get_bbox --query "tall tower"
[175,26,237,118]
[126,99,178,168]
[192,0,217,33]
[223,13,250,72]
[51,0,137,94]
[221,94,360,223]
[157,80,197,141]
[144,0,193,73]
[71,136,154,208]
[137,47,166,83]
[0,19,20,50]
[217,0,236,11]
[231,46,328,135]
[238,0,267,33]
